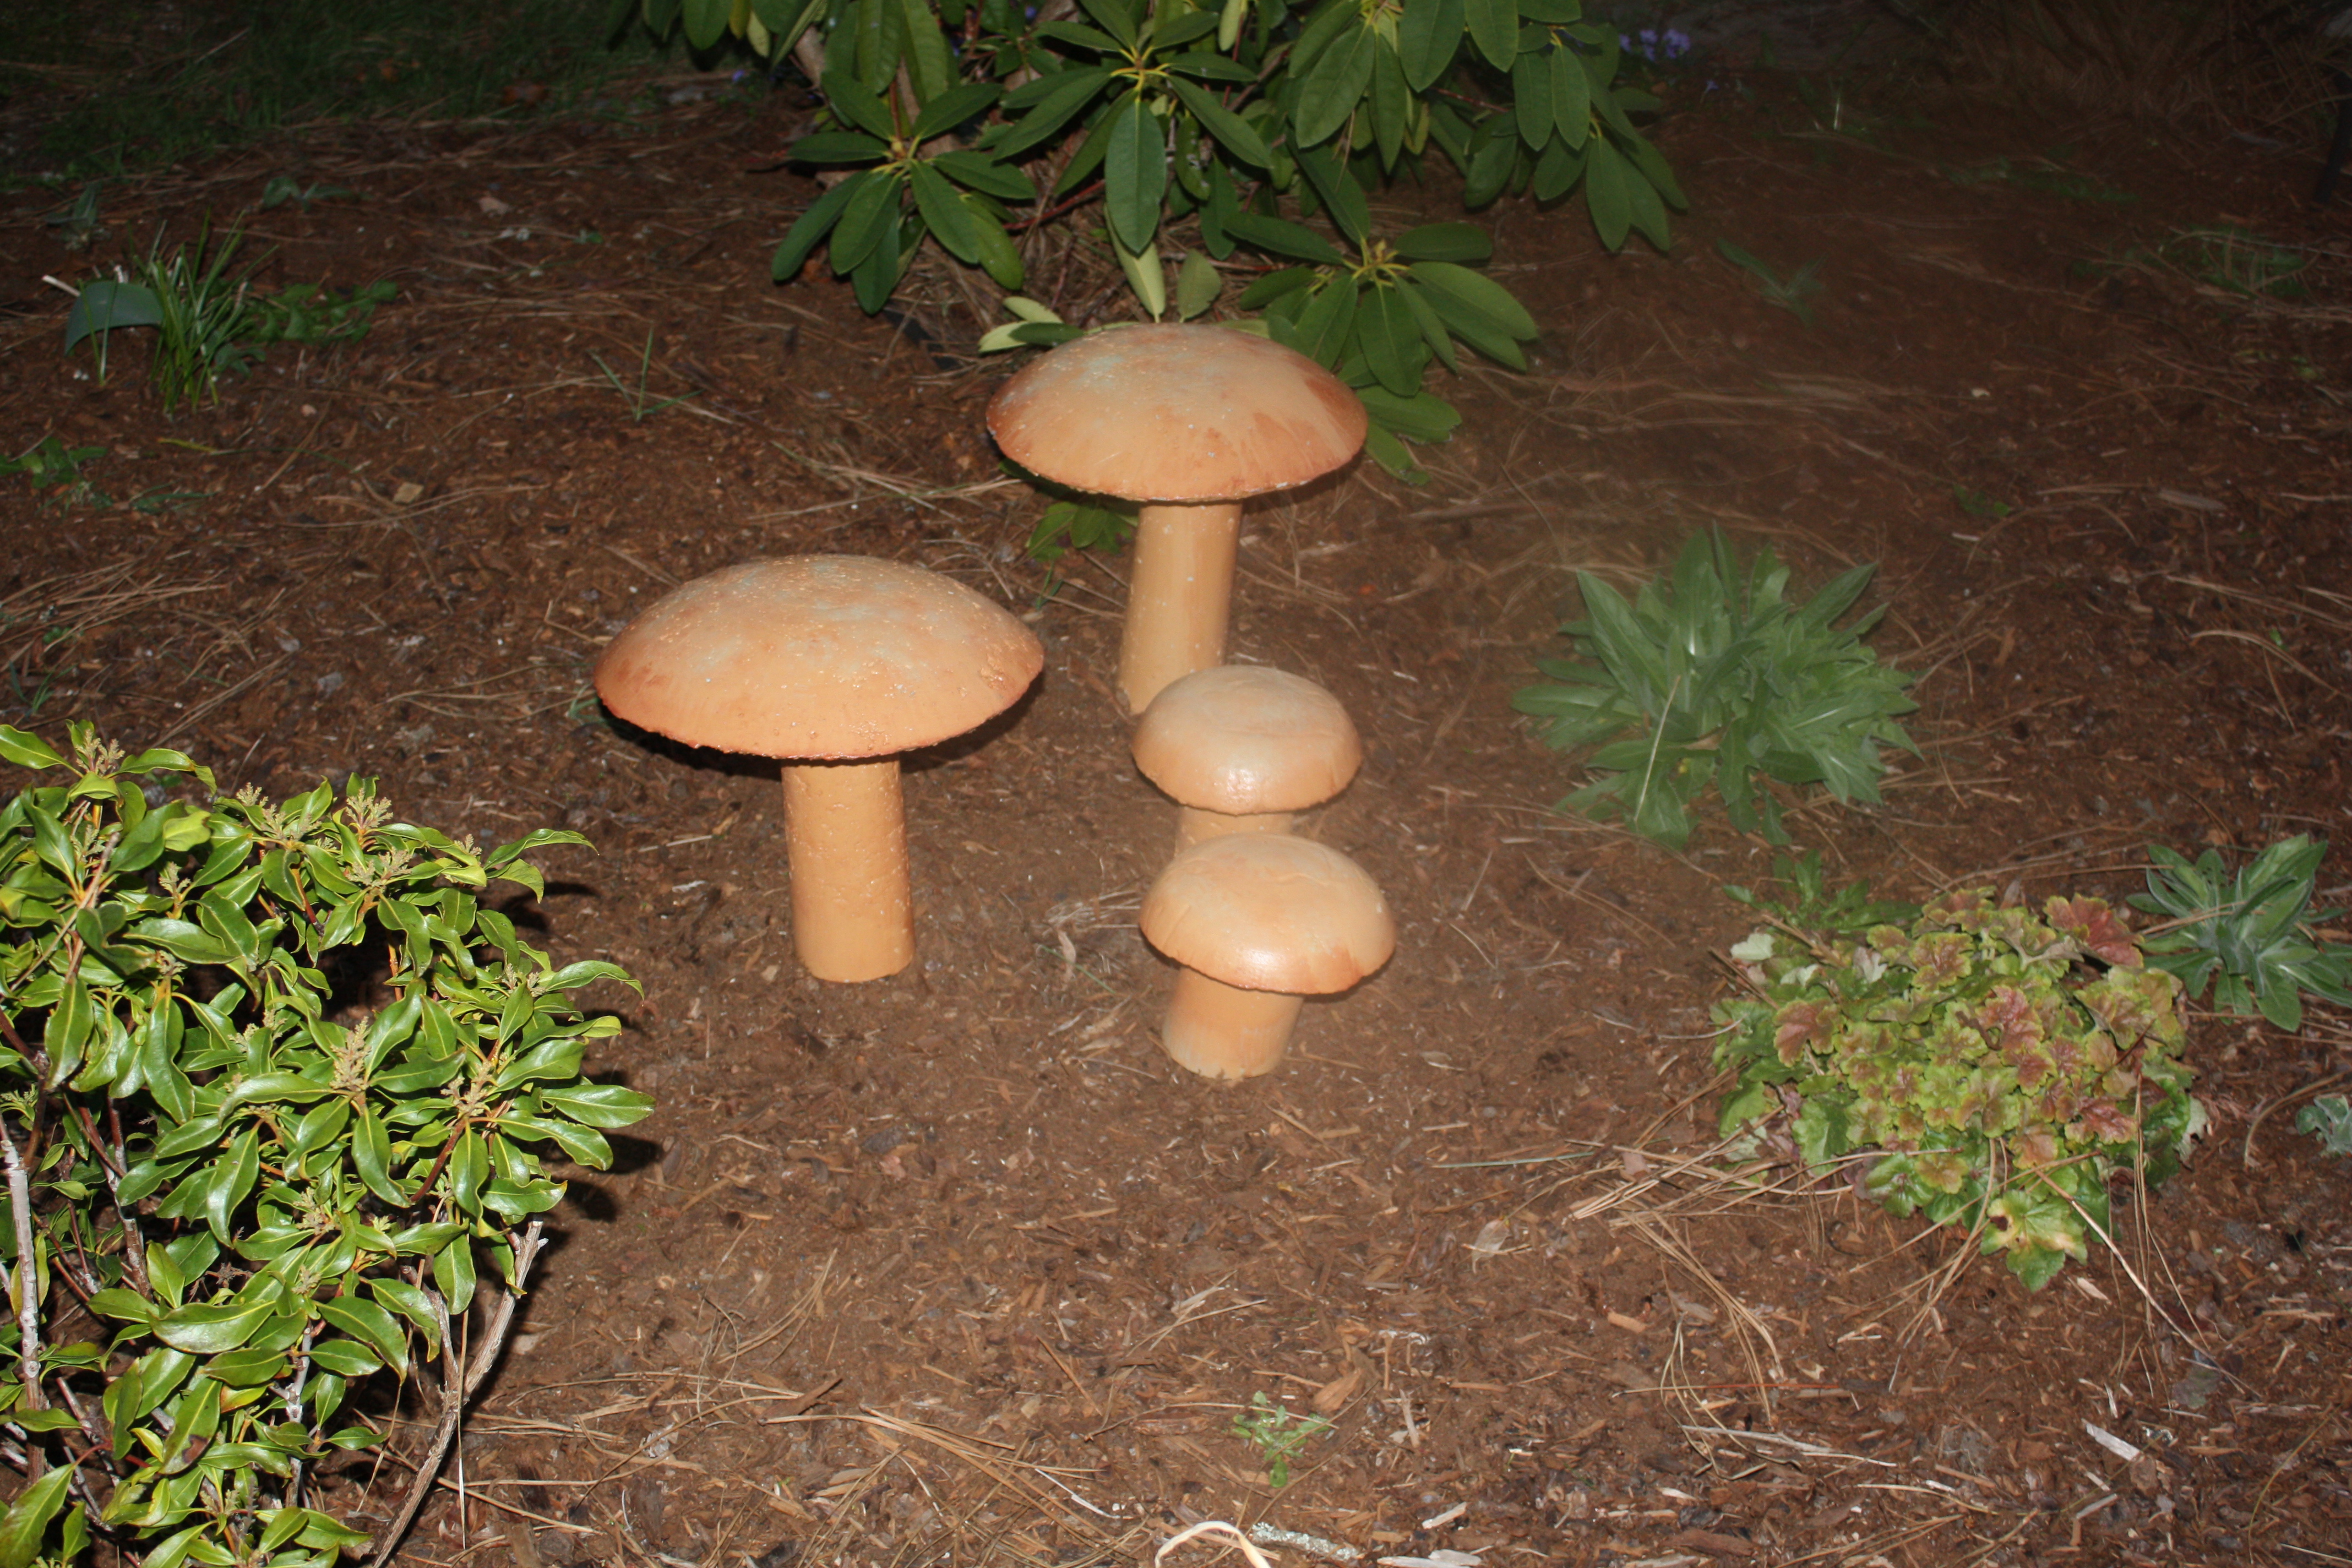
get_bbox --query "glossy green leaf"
[1175,251,1223,319]
[153,1298,275,1355]
[1167,77,1271,167]
[1585,134,1630,249]
[1220,211,1344,264]
[908,161,984,263]
[1550,40,1591,149]
[1397,0,1466,90]
[1464,0,1518,70]
[1102,94,1167,254]
[772,176,864,281]
[1293,145,1371,250]
[1512,46,1553,151]
[932,150,1036,201]
[911,81,1003,141]
[0,1465,74,1568]
[1294,23,1375,147]
[317,1295,411,1376]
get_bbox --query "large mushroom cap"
[593,556,1043,758]
[986,324,1367,503]
[1132,665,1362,815]
[1141,834,1395,995]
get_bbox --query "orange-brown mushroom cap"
[1140,834,1395,995]
[592,556,1043,756]
[985,324,1366,503]
[1131,665,1362,817]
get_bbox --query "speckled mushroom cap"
[986,324,1367,503]
[1131,665,1362,815]
[1141,834,1395,995]
[593,556,1043,758]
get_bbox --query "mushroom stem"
[780,758,913,983]
[1118,500,1241,714]
[1159,966,1304,1080]
[1174,805,1295,850]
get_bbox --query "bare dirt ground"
[3,40,2351,1568]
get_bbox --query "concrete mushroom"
[985,324,1366,714]
[1139,834,1395,1080]
[1131,665,1362,848]
[593,555,1042,983]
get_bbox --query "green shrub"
[1715,887,2202,1291]
[612,0,1684,478]
[0,725,649,1565]
[1512,530,1919,849]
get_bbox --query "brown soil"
[3,49,2351,1568]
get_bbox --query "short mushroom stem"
[1159,967,1304,1080]
[1118,500,1241,714]
[1174,805,1295,850]
[780,758,913,983]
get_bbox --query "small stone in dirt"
[861,1128,909,1155]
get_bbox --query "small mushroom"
[986,324,1366,714]
[1130,665,1362,848]
[1139,834,1395,1080]
[593,556,1042,983]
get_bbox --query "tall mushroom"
[985,324,1366,714]
[1131,665,1362,848]
[1139,834,1395,1080]
[593,556,1042,983]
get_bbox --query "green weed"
[2299,1096,2352,1156]
[1715,240,1824,326]
[590,329,699,423]
[1230,1392,1332,1487]
[1,435,108,502]
[1512,529,1918,850]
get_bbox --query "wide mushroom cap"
[986,324,1366,503]
[1132,665,1362,816]
[593,556,1043,757]
[1141,834,1395,995]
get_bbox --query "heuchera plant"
[1714,888,2203,1290]
[0,725,649,1566]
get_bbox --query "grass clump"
[63,226,394,413]
[1716,880,2203,1292]
[1513,530,1918,850]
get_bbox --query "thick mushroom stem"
[1118,500,1242,714]
[780,758,912,983]
[1174,806,1295,850]
[1159,966,1305,1080]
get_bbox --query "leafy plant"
[43,181,108,251]
[258,176,355,213]
[2,437,109,502]
[622,0,1684,477]
[589,328,700,423]
[1511,529,1918,850]
[246,280,397,345]
[1716,887,2203,1291]
[62,231,396,413]
[2297,1095,2352,1156]
[2162,226,2312,300]
[2128,836,2352,1031]
[1229,1391,1332,1487]
[1725,848,1920,937]
[0,723,650,1566]
[1715,239,1822,326]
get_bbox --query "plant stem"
[366,1220,546,1568]
[1,1119,48,1423]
